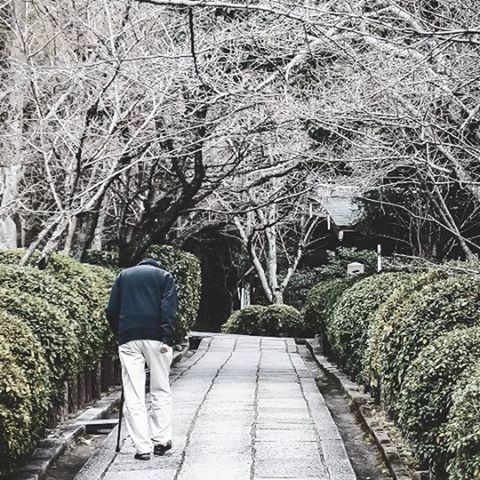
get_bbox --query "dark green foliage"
[318,247,378,279]
[43,254,114,364]
[302,277,358,337]
[0,251,115,474]
[0,250,115,366]
[0,264,98,368]
[0,311,50,474]
[0,248,30,265]
[82,250,119,271]
[379,274,480,410]
[147,245,202,342]
[283,269,323,310]
[363,271,432,395]
[221,305,267,335]
[0,288,80,405]
[397,327,480,472]
[0,342,31,475]
[446,361,480,480]
[222,304,303,337]
[328,272,412,380]
[259,304,304,337]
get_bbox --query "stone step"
[75,418,119,434]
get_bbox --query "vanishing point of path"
[76,335,357,480]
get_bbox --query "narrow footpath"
[76,335,357,480]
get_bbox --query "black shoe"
[134,453,151,461]
[154,441,172,456]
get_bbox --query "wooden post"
[78,371,86,408]
[93,362,102,399]
[48,406,58,429]
[102,355,115,391]
[377,244,382,272]
[85,370,92,403]
[69,377,79,413]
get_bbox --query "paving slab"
[74,334,356,480]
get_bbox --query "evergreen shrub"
[82,250,119,270]
[222,304,303,337]
[363,270,445,397]
[302,277,358,337]
[221,305,267,335]
[0,251,115,474]
[283,269,323,310]
[318,247,378,279]
[328,272,412,380]
[44,254,114,362]
[0,288,80,405]
[397,326,480,473]
[446,361,480,480]
[259,304,304,337]
[147,245,202,342]
[0,263,107,368]
[378,273,480,409]
[0,311,50,474]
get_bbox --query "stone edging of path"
[305,338,425,480]
[6,344,191,480]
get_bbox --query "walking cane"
[116,386,124,453]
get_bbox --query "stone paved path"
[76,335,357,480]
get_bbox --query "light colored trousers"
[118,339,173,454]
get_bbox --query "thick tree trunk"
[272,289,284,304]
[36,220,70,267]
[69,209,102,260]
[91,202,108,251]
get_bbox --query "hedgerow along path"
[75,334,361,480]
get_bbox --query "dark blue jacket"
[106,259,177,346]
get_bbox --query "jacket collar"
[137,258,164,269]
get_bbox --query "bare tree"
[2,0,480,266]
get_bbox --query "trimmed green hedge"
[82,250,119,271]
[0,250,115,475]
[0,250,114,366]
[446,361,480,480]
[0,342,31,475]
[0,264,99,368]
[379,274,480,410]
[317,247,378,279]
[0,288,80,405]
[147,245,202,342]
[283,269,323,311]
[260,304,304,337]
[397,326,480,473]
[328,272,412,380]
[363,269,447,399]
[363,273,422,394]
[43,253,114,364]
[0,311,50,474]
[302,277,358,338]
[298,264,480,475]
[222,304,304,337]
[222,305,266,335]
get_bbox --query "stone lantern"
[347,262,365,275]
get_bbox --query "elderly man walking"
[106,258,177,461]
